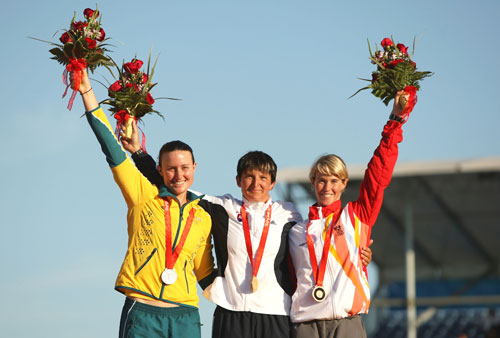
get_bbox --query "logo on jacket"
[333,223,344,236]
[237,213,242,222]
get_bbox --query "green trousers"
[119,297,201,338]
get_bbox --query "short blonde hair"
[309,154,348,182]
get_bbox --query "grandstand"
[276,157,500,338]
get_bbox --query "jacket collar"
[308,199,341,220]
[242,197,272,211]
[159,186,201,205]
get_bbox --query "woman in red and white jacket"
[288,91,412,338]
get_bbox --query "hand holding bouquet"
[32,7,113,110]
[351,37,433,120]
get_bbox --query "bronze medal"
[312,285,327,302]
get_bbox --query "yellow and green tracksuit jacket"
[86,106,214,308]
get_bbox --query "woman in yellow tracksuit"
[75,69,214,338]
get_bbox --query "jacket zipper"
[183,260,189,294]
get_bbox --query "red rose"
[84,8,99,19]
[146,93,155,105]
[125,83,133,89]
[71,21,85,32]
[59,32,72,44]
[97,28,106,42]
[114,110,130,123]
[109,81,122,92]
[397,43,408,54]
[142,74,148,83]
[85,37,97,49]
[124,59,144,74]
[381,38,394,48]
[389,59,404,67]
[411,61,417,68]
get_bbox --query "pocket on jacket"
[135,248,157,275]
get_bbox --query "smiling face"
[236,169,275,203]
[312,173,348,207]
[158,150,196,205]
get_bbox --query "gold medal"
[251,276,259,292]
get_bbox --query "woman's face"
[312,173,348,207]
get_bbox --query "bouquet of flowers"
[101,56,169,149]
[351,37,433,119]
[32,7,113,110]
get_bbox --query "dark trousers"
[292,315,366,338]
[212,305,292,338]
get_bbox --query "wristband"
[80,87,93,95]
[389,114,403,123]
[132,148,145,159]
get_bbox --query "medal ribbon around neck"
[306,212,338,288]
[241,204,272,284]
[164,199,196,273]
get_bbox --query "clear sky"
[1,1,499,337]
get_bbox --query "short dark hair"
[158,140,195,165]
[237,151,277,183]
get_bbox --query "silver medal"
[161,268,178,285]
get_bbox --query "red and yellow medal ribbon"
[241,204,272,290]
[164,199,197,271]
[306,212,338,287]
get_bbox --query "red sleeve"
[351,120,403,226]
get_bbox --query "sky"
[1,0,499,337]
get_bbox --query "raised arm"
[76,69,99,112]
[352,91,409,226]
[120,122,165,187]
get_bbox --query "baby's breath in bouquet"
[32,7,113,110]
[351,37,433,120]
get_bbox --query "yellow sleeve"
[85,106,158,207]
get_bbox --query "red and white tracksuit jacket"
[288,120,403,322]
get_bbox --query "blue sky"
[1,1,499,337]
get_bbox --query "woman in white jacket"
[289,91,411,338]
